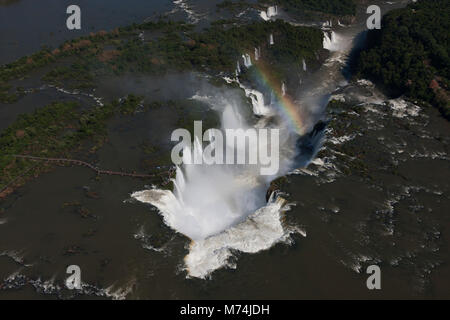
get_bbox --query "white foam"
[328,134,356,145]
[172,0,201,24]
[323,31,346,52]
[357,79,375,87]
[389,98,420,118]
[184,195,296,279]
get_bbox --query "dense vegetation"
[355,0,450,119]
[216,0,254,12]
[261,0,356,16]
[42,64,95,89]
[0,20,323,103]
[106,20,323,77]
[0,95,146,197]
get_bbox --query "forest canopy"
[355,0,450,119]
[263,0,356,16]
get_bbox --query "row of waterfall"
[234,31,276,77]
[234,41,264,76]
[324,19,346,28]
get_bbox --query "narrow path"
[10,154,173,179]
[1,155,174,197]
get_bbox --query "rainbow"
[246,57,306,135]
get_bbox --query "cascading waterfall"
[322,31,343,52]
[302,59,307,72]
[242,54,252,68]
[254,47,261,61]
[132,64,326,277]
[281,82,287,96]
[132,82,313,277]
[322,31,332,49]
[323,20,332,28]
[269,33,274,46]
[222,76,271,116]
[243,87,271,116]
[267,5,278,17]
[246,54,252,67]
[260,5,278,21]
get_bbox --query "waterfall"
[245,54,251,67]
[132,89,291,241]
[322,20,332,28]
[244,87,270,116]
[254,47,261,61]
[260,5,278,21]
[224,75,271,116]
[281,82,286,96]
[302,59,307,72]
[132,76,326,277]
[131,76,319,277]
[269,33,274,46]
[260,11,269,21]
[236,61,241,75]
[242,54,252,68]
[267,5,277,17]
[323,31,331,49]
[322,31,343,52]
